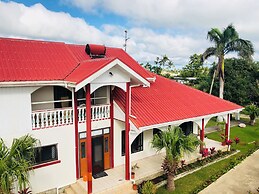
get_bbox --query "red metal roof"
[0,37,152,82]
[114,75,242,128]
[65,57,116,84]
[0,38,77,81]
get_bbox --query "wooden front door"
[103,134,110,170]
[79,138,87,177]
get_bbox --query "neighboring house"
[0,38,242,194]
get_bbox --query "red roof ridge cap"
[0,37,66,45]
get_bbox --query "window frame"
[34,144,59,166]
[121,131,144,156]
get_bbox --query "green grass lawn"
[205,117,217,128]
[156,118,259,194]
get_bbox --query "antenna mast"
[124,30,130,52]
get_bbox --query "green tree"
[223,58,259,106]
[180,54,209,87]
[151,126,200,191]
[143,55,174,76]
[0,135,38,194]
[203,24,254,99]
[243,104,259,125]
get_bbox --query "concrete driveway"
[200,150,259,194]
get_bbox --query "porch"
[64,138,226,194]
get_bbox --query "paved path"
[200,150,259,194]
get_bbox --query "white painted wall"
[31,86,54,111]
[0,87,36,145]
[193,122,199,135]
[78,120,111,132]
[113,119,156,167]
[0,86,77,193]
[30,125,76,193]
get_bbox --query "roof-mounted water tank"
[85,44,106,58]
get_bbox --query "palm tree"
[0,135,38,194]
[151,126,200,191]
[203,24,254,99]
[244,104,259,125]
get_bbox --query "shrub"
[210,147,216,154]
[141,181,156,194]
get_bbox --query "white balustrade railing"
[32,104,110,129]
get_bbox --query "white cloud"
[1,1,258,68]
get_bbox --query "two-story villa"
[0,37,242,194]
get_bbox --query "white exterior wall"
[0,87,76,193]
[193,122,199,135]
[0,87,36,145]
[113,119,156,167]
[30,125,76,193]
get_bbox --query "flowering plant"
[226,139,233,145]
[234,137,240,144]
[202,148,209,157]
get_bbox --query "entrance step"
[64,182,86,194]
[95,181,137,194]
[64,180,137,194]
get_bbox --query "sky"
[0,0,259,69]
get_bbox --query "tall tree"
[151,126,200,191]
[180,54,209,87]
[0,135,38,194]
[143,55,174,76]
[203,24,254,99]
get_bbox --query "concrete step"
[96,181,137,194]
[64,187,75,194]
[70,182,86,194]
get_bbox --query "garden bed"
[138,149,238,192]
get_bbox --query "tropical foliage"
[143,55,174,76]
[0,135,38,194]
[243,104,259,125]
[151,126,200,191]
[180,54,209,87]
[203,24,254,99]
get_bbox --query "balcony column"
[225,114,230,142]
[86,84,92,194]
[73,90,79,179]
[125,82,130,180]
[110,86,114,168]
[200,118,205,152]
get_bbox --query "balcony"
[31,104,110,130]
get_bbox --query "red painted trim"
[74,91,79,179]
[86,84,93,194]
[110,86,114,168]
[225,114,229,142]
[200,118,205,152]
[125,82,130,180]
[32,160,61,170]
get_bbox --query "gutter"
[0,81,76,88]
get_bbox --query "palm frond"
[223,24,239,43]
[225,39,254,58]
[0,135,38,193]
[207,28,222,44]
[202,47,217,61]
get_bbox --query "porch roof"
[114,75,242,129]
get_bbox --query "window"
[179,122,193,136]
[153,128,161,137]
[54,86,72,108]
[121,131,143,156]
[34,144,58,165]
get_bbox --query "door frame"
[78,128,111,177]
